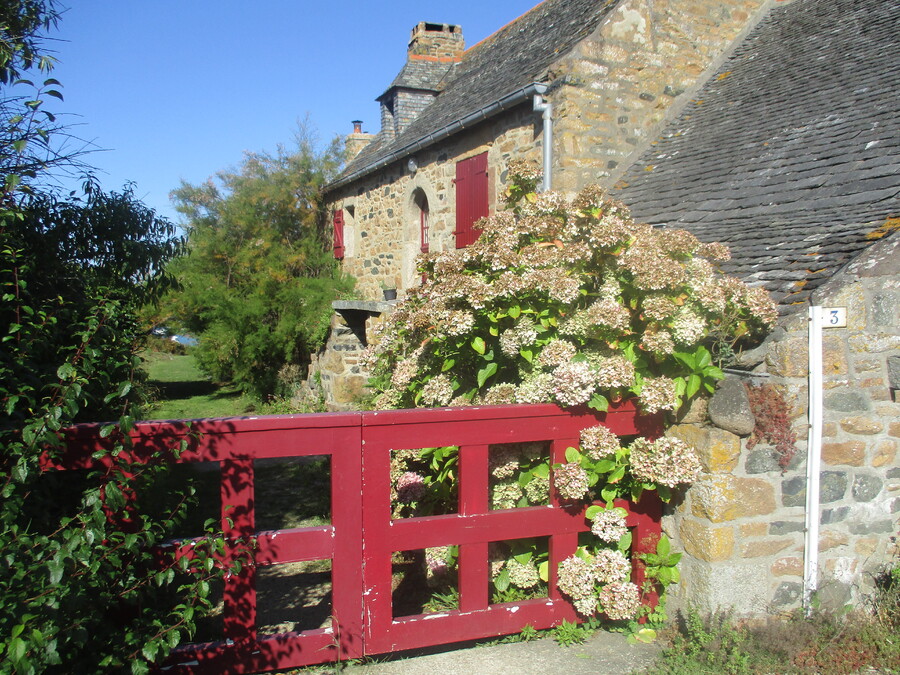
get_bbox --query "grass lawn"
[141,349,332,531]
[142,350,258,420]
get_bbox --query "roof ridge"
[463,0,547,55]
[409,54,462,64]
[329,0,623,190]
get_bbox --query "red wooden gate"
[60,402,662,674]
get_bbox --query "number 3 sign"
[824,307,848,328]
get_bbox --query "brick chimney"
[408,22,465,61]
[378,22,464,139]
[346,120,374,159]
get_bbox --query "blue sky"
[49,1,540,223]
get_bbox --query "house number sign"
[823,307,847,328]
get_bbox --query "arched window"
[413,188,430,253]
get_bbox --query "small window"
[414,189,430,254]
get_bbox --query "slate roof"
[331,0,619,189]
[383,58,454,95]
[614,0,900,310]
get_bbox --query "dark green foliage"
[167,128,354,398]
[15,179,182,302]
[0,4,222,672]
[1,199,220,673]
[3,182,183,424]
[0,0,60,84]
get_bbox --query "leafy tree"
[1,4,220,672]
[0,0,87,194]
[0,0,60,84]
[4,180,182,421]
[0,241,219,672]
[168,129,354,398]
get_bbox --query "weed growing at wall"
[746,383,797,472]
[647,582,900,675]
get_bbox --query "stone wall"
[666,235,899,616]
[553,0,769,192]
[328,104,541,301]
[307,301,395,411]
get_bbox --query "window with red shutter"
[333,209,345,260]
[413,189,430,253]
[454,152,488,248]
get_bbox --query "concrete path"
[335,630,662,675]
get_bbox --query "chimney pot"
[352,120,363,134]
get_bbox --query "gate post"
[330,423,366,660]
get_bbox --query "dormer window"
[377,22,464,138]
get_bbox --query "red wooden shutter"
[455,152,488,248]
[333,209,345,260]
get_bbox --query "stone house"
[612,0,899,615]
[324,0,769,300]
[313,0,898,615]
[316,0,771,405]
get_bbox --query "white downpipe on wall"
[804,305,824,615]
[533,94,553,191]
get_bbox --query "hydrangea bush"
[552,423,699,622]
[365,161,776,413]
[366,163,775,626]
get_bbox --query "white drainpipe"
[533,93,553,191]
[804,305,824,614]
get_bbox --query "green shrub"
[0,8,221,659]
[167,128,354,399]
[366,161,775,414]
[1,217,222,673]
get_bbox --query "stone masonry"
[328,106,541,301]
[552,0,767,191]
[306,301,394,411]
[666,235,899,616]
